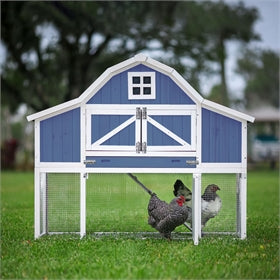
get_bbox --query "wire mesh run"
[86,173,239,236]
[38,173,240,237]
[201,174,238,234]
[40,173,80,234]
[86,173,193,234]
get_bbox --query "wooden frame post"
[34,168,41,239]
[237,173,247,239]
[192,173,201,245]
[80,173,86,238]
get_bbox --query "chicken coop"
[27,53,254,245]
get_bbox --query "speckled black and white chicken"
[147,193,191,239]
[173,180,222,230]
[127,173,192,239]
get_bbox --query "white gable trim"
[202,99,255,123]
[26,98,80,122]
[27,53,254,123]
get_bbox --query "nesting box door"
[86,105,196,155]
[143,106,196,153]
[86,106,136,152]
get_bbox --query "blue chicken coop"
[27,54,254,244]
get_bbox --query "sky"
[246,0,279,51]
[219,0,280,99]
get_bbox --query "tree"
[1,1,177,112]
[236,48,279,108]
[159,1,259,106]
[1,1,260,112]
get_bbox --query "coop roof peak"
[27,53,254,123]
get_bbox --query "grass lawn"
[1,170,279,279]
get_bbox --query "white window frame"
[128,72,156,100]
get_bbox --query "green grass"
[1,170,279,279]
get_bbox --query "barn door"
[86,105,196,154]
[86,106,137,152]
[140,106,196,153]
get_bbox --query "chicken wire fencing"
[86,173,239,236]
[39,173,80,235]
[86,173,193,234]
[38,172,241,237]
[201,174,238,234]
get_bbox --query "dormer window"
[128,72,156,100]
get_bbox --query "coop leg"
[192,173,201,245]
[80,173,87,238]
[238,173,247,239]
[34,168,41,239]
[41,172,47,235]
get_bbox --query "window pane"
[132,77,140,84]
[143,87,151,95]
[133,87,141,95]
[143,76,151,84]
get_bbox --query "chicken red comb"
[176,195,186,206]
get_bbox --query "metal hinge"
[136,142,141,153]
[142,107,147,119]
[136,107,147,154]
[142,142,147,153]
[136,107,147,119]
[136,107,142,119]
[136,142,147,154]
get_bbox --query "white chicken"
[173,180,222,230]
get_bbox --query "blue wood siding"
[148,115,191,146]
[91,115,135,145]
[40,108,80,162]
[85,156,197,168]
[87,64,195,105]
[202,109,242,163]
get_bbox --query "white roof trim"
[27,53,254,123]
[26,98,80,122]
[171,70,204,103]
[202,99,255,123]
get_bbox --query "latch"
[186,159,199,165]
[83,159,96,165]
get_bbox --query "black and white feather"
[147,193,191,239]
[173,180,222,230]
[201,184,222,229]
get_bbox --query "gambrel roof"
[27,53,254,123]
